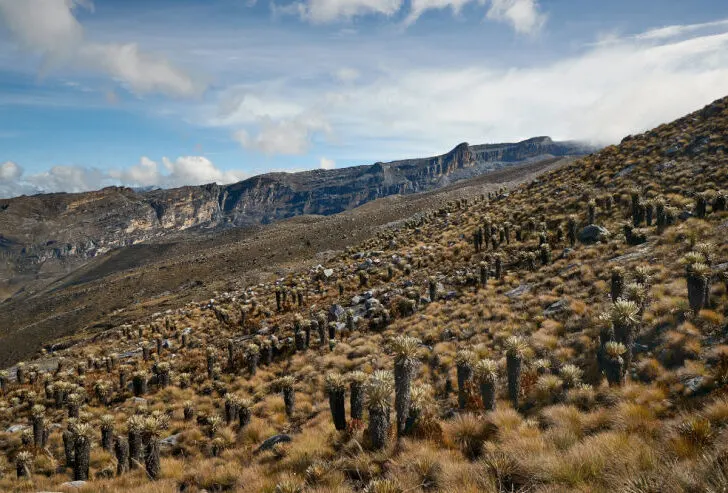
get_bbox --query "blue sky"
[0,0,727,197]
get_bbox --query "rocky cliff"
[0,137,589,290]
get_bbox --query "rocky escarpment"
[0,137,589,289]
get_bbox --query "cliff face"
[0,137,589,283]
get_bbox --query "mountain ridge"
[0,137,590,288]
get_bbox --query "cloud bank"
[0,157,246,199]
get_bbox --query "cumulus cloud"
[319,157,336,169]
[0,161,22,180]
[486,0,545,35]
[233,114,332,155]
[0,157,246,199]
[0,0,202,97]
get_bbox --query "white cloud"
[486,0,545,35]
[0,161,22,180]
[0,0,202,97]
[233,114,332,155]
[287,0,403,23]
[637,19,728,41]
[405,0,484,26]
[219,26,728,156]
[0,157,247,198]
[319,157,336,169]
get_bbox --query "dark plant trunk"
[350,382,364,421]
[73,436,90,481]
[495,257,503,280]
[506,354,522,409]
[16,461,30,478]
[328,323,336,341]
[132,376,147,397]
[115,436,129,475]
[394,359,414,436]
[225,401,239,425]
[68,403,79,419]
[480,381,496,412]
[63,430,75,468]
[283,388,295,419]
[247,353,259,376]
[102,428,114,452]
[238,407,251,429]
[480,264,489,287]
[228,341,236,371]
[604,357,624,386]
[368,407,388,450]
[207,355,215,380]
[404,406,421,435]
[33,416,44,449]
[613,322,635,375]
[295,331,305,351]
[597,325,614,373]
[316,321,326,346]
[128,429,143,470]
[329,390,347,431]
[145,439,161,480]
[687,274,708,315]
[457,363,473,410]
[261,344,272,365]
[119,370,127,391]
[304,326,311,348]
[611,271,625,302]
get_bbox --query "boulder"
[578,225,610,244]
[328,304,345,322]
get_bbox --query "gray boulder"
[578,225,610,244]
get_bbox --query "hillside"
[0,96,726,492]
[0,156,569,367]
[0,137,587,297]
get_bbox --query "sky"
[0,0,727,198]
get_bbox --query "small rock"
[323,268,334,278]
[544,299,569,316]
[132,397,147,405]
[60,481,87,489]
[678,210,693,221]
[506,284,532,299]
[5,424,28,433]
[254,434,291,455]
[160,433,182,448]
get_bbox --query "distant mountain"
[0,137,590,281]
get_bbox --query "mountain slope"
[0,97,727,491]
[0,137,588,294]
